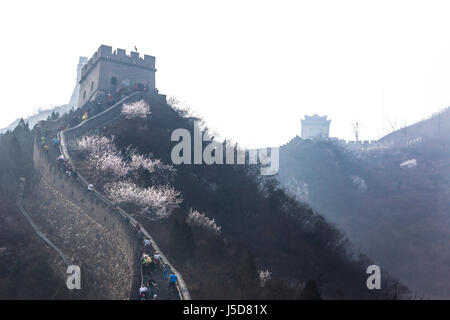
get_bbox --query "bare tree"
[386,118,397,133]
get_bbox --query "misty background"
[2,0,450,148]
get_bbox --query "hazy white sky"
[1,0,450,147]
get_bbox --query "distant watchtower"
[301,114,331,140]
[78,45,156,107]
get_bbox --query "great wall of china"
[31,92,190,300]
[279,134,425,151]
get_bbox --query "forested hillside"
[278,108,450,298]
[58,96,406,299]
[0,120,70,299]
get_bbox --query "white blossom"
[129,152,176,174]
[77,134,180,217]
[258,270,272,287]
[130,153,157,172]
[76,134,116,155]
[350,175,368,191]
[121,100,151,119]
[90,152,130,178]
[77,134,129,178]
[105,181,182,218]
[285,178,309,202]
[186,208,222,234]
[400,159,417,168]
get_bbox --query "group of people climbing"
[56,154,78,179]
[103,83,158,108]
[142,251,161,274]
[41,135,62,153]
[40,136,49,152]
[42,129,80,180]
[37,95,180,301]
[139,281,158,300]
[138,236,178,300]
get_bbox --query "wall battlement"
[81,45,155,81]
[78,45,157,107]
[34,92,189,299]
[301,114,331,140]
[32,140,140,299]
[58,92,190,300]
[279,135,388,150]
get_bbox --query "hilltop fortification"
[78,45,157,107]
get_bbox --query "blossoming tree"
[258,270,272,287]
[186,208,222,235]
[105,180,182,219]
[76,134,129,179]
[121,100,151,119]
[76,132,180,219]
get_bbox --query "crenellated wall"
[79,45,156,107]
[64,92,158,141]
[32,141,141,299]
[81,45,155,79]
[57,91,190,300]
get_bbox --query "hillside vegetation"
[0,121,70,299]
[278,108,450,298]
[58,95,406,299]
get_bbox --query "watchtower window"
[90,81,94,91]
[111,77,117,86]
[83,91,86,99]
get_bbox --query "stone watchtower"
[301,114,331,140]
[78,45,156,107]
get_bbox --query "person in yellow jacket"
[142,253,152,275]
[82,111,88,121]
[144,255,152,265]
